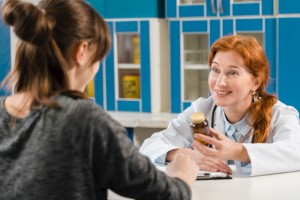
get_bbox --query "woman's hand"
[193,128,250,163]
[166,154,198,187]
[166,148,232,174]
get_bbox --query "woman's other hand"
[166,148,232,174]
[166,154,198,187]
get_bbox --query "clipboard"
[196,171,232,180]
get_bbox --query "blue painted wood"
[140,21,151,112]
[125,128,134,142]
[278,0,300,14]
[0,16,11,96]
[265,18,276,94]
[183,102,191,110]
[262,0,274,15]
[94,62,104,108]
[223,19,234,36]
[106,22,116,111]
[170,21,181,113]
[232,3,260,16]
[207,0,217,17]
[182,20,207,33]
[117,100,140,112]
[116,21,138,33]
[278,18,300,111]
[210,20,220,47]
[166,0,177,18]
[179,5,204,18]
[236,19,263,32]
[219,0,230,17]
[87,0,165,19]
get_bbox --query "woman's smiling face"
[208,50,259,111]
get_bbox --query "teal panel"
[179,5,204,18]
[0,16,11,96]
[182,20,207,33]
[265,18,276,94]
[233,3,260,16]
[140,21,151,112]
[219,0,230,17]
[210,20,220,47]
[170,21,181,113]
[278,0,300,14]
[166,0,177,18]
[116,21,138,33]
[278,18,300,111]
[236,19,263,32]
[183,102,191,110]
[94,62,104,108]
[223,19,233,36]
[106,22,116,111]
[262,0,274,15]
[91,0,165,18]
[117,100,140,112]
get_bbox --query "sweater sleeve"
[90,109,192,200]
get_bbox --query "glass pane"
[117,34,140,64]
[180,0,205,4]
[184,69,209,101]
[237,32,264,46]
[184,34,209,65]
[118,68,140,99]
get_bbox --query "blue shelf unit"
[99,20,152,112]
[0,13,11,96]
[89,0,169,113]
[166,0,274,18]
[166,0,276,113]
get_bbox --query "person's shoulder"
[54,95,125,131]
[191,96,215,111]
[272,100,299,118]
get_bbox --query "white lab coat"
[140,96,300,176]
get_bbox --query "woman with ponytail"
[0,0,199,199]
[140,35,300,176]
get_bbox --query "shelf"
[184,64,209,70]
[118,63,140,69]
[107,111,178,129]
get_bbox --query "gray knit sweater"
[0,95,191,200]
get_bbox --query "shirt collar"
[222,108,251,137]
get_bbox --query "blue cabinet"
[167,0,277,113]
[278,0,300,14]
[89,0,170,113]
[94,19,170,113]
[166,0,274,18]
[0,15,11,96]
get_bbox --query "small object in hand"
[190,112,211,146]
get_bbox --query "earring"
[252,91,261,102]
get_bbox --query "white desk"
[108,171,300,200]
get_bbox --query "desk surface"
[108,170,300,200]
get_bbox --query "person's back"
[0,95,194,199]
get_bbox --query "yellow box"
[123,74,140,98]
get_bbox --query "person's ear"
[74,41,89,67]
[253,77,262,91]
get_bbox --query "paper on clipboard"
[197,171,232,180]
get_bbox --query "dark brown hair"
[208,35,277,143]
[1,0,111,108]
